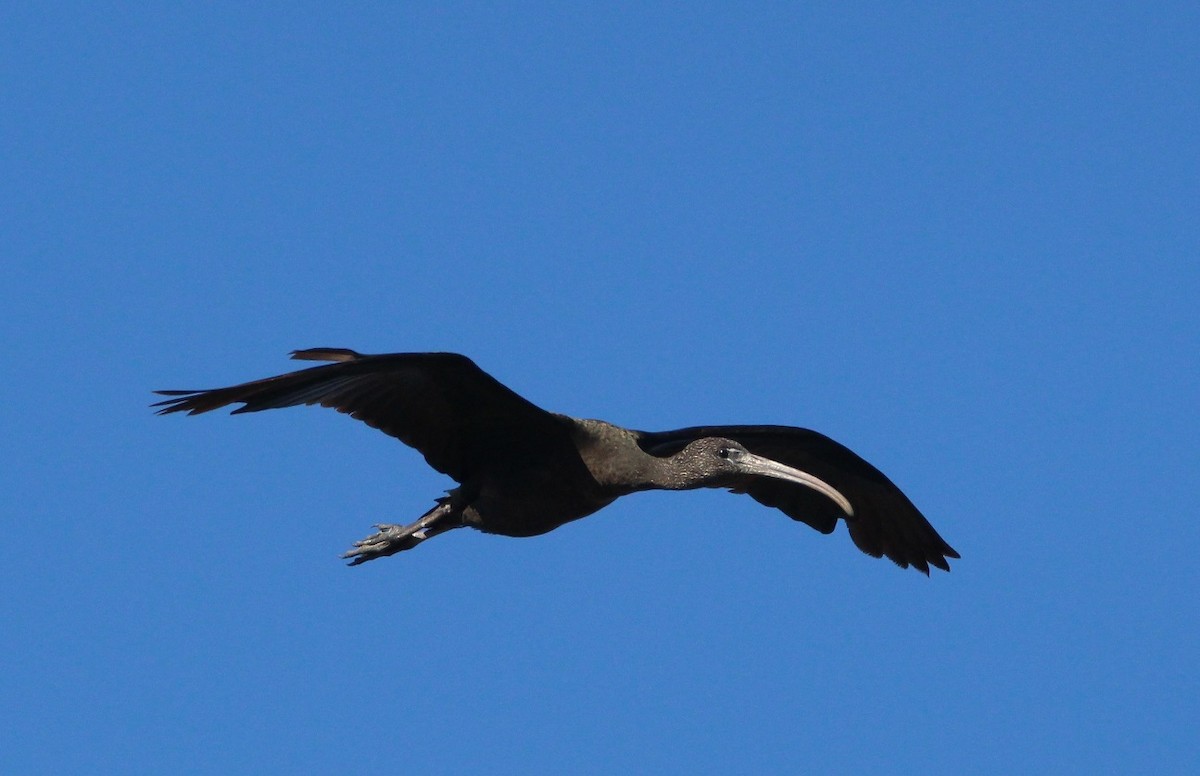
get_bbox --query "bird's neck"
[570,418,694,493]
[636,454,702,490]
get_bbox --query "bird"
[153,348,959,574]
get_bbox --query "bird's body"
[155,348,959,573]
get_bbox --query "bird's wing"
[636,425,959,574]
[153,349,568,483]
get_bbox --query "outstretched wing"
[636,425,959,574]
[154,349,568,483]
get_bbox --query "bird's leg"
[342,497,462,566]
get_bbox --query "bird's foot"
[342,523,425,566]
[342,499,460,566]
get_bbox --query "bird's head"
[675,437,854,517]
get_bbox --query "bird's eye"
[717,447,731,459]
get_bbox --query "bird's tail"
[289,348,364,363]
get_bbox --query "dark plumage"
[154,348,959,573]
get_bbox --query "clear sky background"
[3,3,1197,774]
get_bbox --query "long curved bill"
[742,453,855,517]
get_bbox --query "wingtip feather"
[290,348,363,363]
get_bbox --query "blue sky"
[3,3,1197,773]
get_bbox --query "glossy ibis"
[154,348,958,573]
